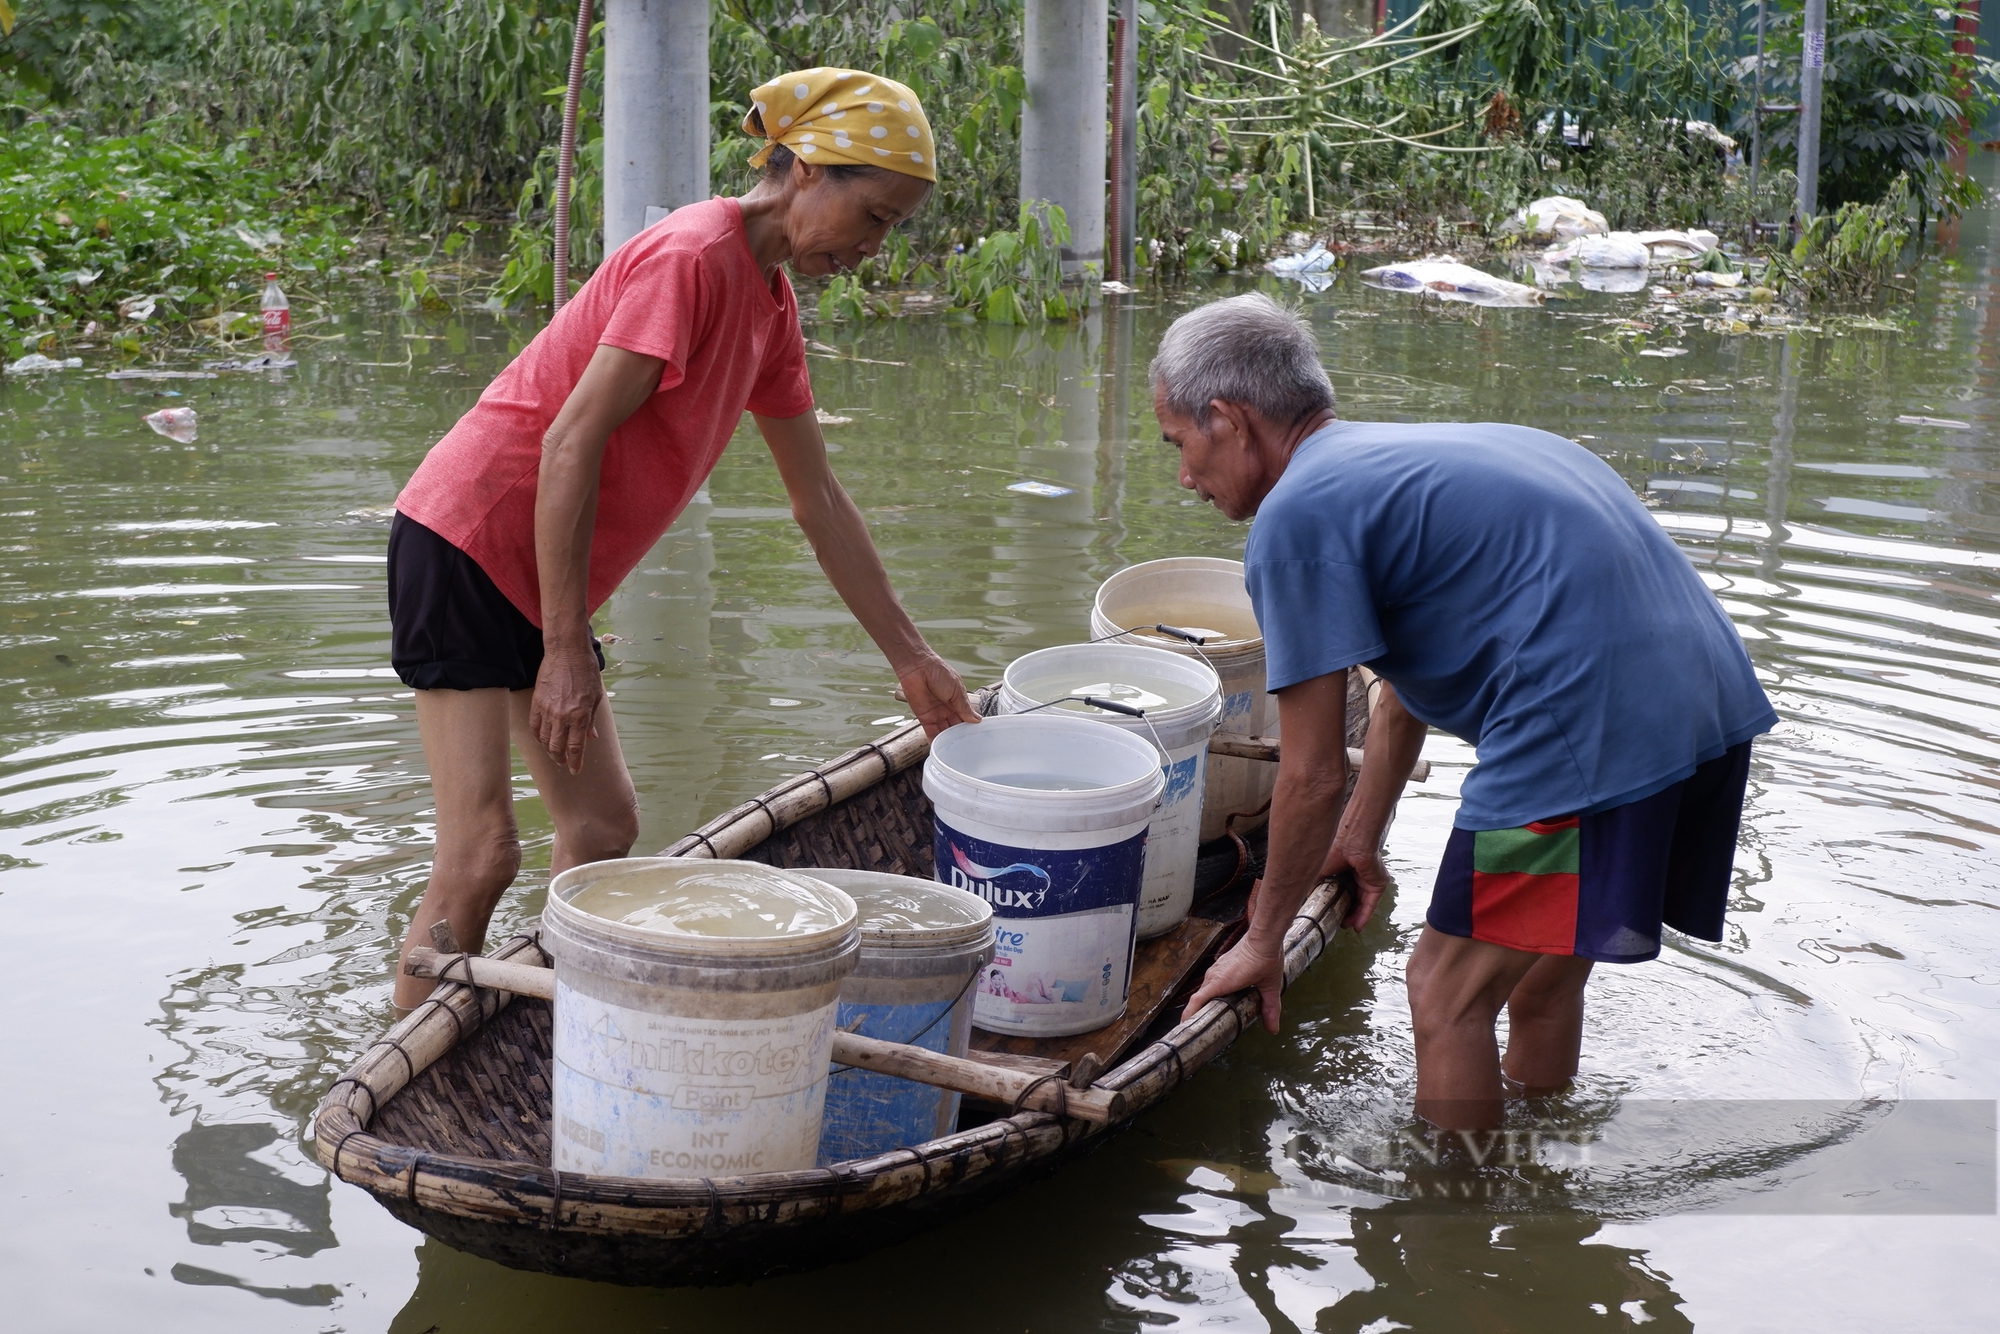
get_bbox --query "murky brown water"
[5,182,1999,1329]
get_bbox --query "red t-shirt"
[396,197,814,625]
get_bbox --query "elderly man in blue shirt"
[1172,294,1776,1129]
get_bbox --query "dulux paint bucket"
[997,642,1223,939]
[1090,557,1275,840]
[542,858,858,1179]
[923,714,1166,1038]
[798,869,994,1163]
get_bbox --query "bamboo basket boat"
[312,676,1375,1286]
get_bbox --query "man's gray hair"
[1149,292,1335,426]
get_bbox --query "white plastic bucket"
[923,714,1165,1038]
[1091,557,1274,840]
[798,869,994,1162]
[997,643,1223,939]
[542,857,858,1179]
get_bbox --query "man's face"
[1153,388,1261,521]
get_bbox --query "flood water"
[5,191,2000,1330]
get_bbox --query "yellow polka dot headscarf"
[744,67,937,183]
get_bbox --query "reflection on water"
[4,172,2000,1327]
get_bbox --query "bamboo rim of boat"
[311,708,1354,1236]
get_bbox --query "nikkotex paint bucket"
[542,858,858,1179]
[923,714,1165,1038]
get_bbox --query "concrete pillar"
[603,0,709,255]
[1797,0,1825,220]
[1021,0,1108,275]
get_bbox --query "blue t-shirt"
[1244,421,1776,830]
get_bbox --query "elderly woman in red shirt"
[387,68,974,1005]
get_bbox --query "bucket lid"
[547,857,857,960]
[793,868,993,951]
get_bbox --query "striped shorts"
[1427,742,1753,963]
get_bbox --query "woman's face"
[784,161,931,278]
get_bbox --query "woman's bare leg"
[1501,954,1594,1092]
[510,691,639,878]
[395,688,520,1008]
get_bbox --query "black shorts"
[1426,741,1753,964]
[386,512,603,691]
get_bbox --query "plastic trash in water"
[1266,242,1337,275]
[5,353,83,374]
[143,407,198,443]
[1689,270,1744,289]
[260,272,290,347]
[1513,196,1607,240]
[1627,229,1720,260]
[1542,233,1652,269]
[1895,415,1973,430]
[1008,480,1074,498]
[1359,256,1545,307]
[201,353,298,372]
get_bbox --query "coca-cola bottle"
[260,272,290,348]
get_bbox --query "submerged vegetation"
[0,0,1992,346]
[0,118,352,357]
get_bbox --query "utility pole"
[1021,0,1108,276]
[603,0,710,254]
[1797,0,1825,222]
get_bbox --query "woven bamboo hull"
[314,678,1369,1286]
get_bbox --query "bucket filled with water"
[1090,557,1273,839]
[542,857,858,1179]
[798,868,993,1162]
[924,713,1165,1038]
[997,642,1222,939]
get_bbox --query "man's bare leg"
[395,688,519,1008]
[1405,926,1547,1130]
[1501,954,1594,1093]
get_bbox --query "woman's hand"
[1327,835,1394,931]
[530,644,604,774]
[896,653,980,738]
[1181,932,1288,1034]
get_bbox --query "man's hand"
[529,645,604,774]
[1181,932,1288,1034]
[1328,837,1393,931]
[896,653,980,738]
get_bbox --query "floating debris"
[1543,233,1651,269]
[814,409,854,426]
[1360,256,1545,307]
[5,353,83,374]
[1007,480,1074,498]
[142,407,198,443]
[1266,243,1337,275]
[105,369,219,381]
[1895,415,1972,430]
[202,353,297,371]
[1627,229,1721,260]
[1513,196,1607,240]
[1100,280,1136,295]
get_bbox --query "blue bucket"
[800,869,994,1163]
